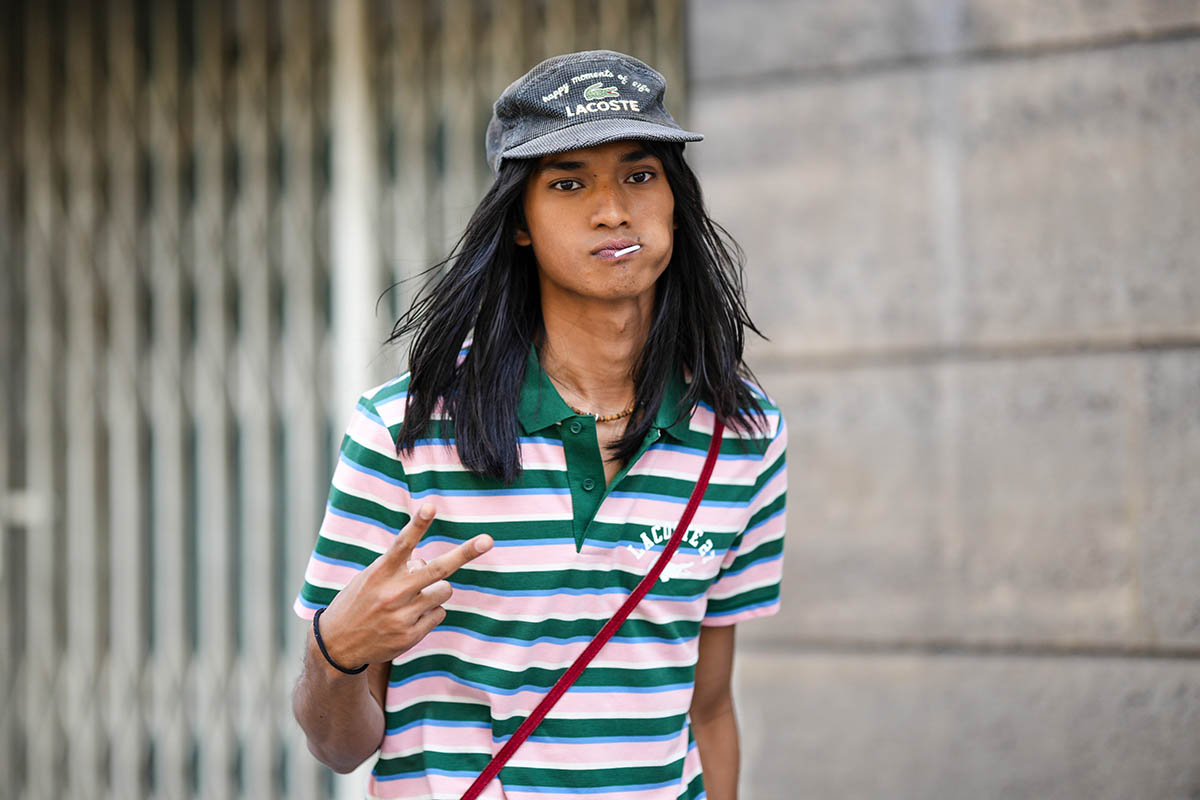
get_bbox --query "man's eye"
[552,179,583,191]
[628,171,654,184]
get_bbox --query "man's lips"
[591,238,641,258]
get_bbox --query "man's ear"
[515,228,532,246]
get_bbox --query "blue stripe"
[374,768,479,782]
[375,768,683,793]
[338,452,409,489]
[650,441,759,461]
[434,625,691,647]
[386,718,491,736]
[520,435,564,446]
[310,551,368,571]
[409,486,571,499]
[744,504,785,534]
[720,549,783,579]
[356,400,388,427]
[698,399,781,423]
[607,490,747,509]
[412,437,456,448]
[411,435,569,449]
[389,671,692,696]
[704,596,778,618]
[294,596,327,611]
[502,779,682,794]
[495,730,684,745]
[447,582,705,602]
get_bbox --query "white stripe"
[708,571,781,600]
[315,527,388,555]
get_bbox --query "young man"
[292,50,787,800]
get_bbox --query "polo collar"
[516,344,693,441]
[517,345,575,434]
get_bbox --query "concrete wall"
[686,2,1200,797]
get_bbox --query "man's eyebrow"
[538,159,586,173]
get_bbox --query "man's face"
[516,140,675,306]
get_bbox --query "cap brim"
[497,118,703,170]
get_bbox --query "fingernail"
[475,535,493,553]
[406,559,422,571]
[419,504,434,520]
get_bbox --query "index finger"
[379,503,436,570]
[417,534,494,586]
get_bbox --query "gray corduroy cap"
[485,50,702,173]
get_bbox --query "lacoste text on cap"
[485,49,703,173]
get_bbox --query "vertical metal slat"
[191,2,237,797]
[63,7,105,796]
[147,0,189,795]
[22,1,63,795]
[105,1,147,796]
[232,2,277,797]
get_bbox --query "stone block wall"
[686,2,1200,797]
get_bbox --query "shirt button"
[582,477,596,491]
[569,420,583,434]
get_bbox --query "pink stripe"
[368,773,499,800]
[443,587,705,623]
[333,465,412,510]
[709,558,781,599]
[320,510,398,553]
[387,676,692,720]
[304,558,363,589]
[380,725,688,766]
[347,407,400,452]
[395,627,698,673]
[413,539,577,568]
[406,439,566,471]
[413,491,572,520]
[597,494,747,529]
[506,782,687,799]
[292,598,316,621]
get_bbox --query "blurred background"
[1,1,1197,799]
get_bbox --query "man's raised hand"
[312,503,494,673]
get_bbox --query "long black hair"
[388,140,767,484]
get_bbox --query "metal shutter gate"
[0,2,685,798]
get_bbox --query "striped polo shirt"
[295,346,787,800]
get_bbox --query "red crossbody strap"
[460,419,725,800]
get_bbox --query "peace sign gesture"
[313,503,494,669]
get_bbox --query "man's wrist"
[306,619,367,683]
[313,607,369,675]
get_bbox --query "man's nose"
[589,181,629,229]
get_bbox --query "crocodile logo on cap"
[583,82,620,101]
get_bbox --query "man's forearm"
[292,629,386,773]
[692,702,740,800]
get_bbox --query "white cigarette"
[613,244,641,257]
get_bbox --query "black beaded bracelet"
[312,607,369,675]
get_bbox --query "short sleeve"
[703,414,787,626]
[293,395,413,620]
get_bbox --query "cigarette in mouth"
[613,244,641,257]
